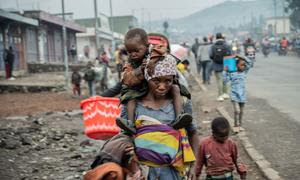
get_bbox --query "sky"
[0,0,227,21]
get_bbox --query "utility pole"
[141,8,144,28]
[109,0,115,54]
[94,0,100,57]
[280,0,287,36]
[148,12,151,31]
[273,0,278,38]
[61,0,69,90]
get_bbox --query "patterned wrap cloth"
[134,115,196,176]
[144,54,177,81]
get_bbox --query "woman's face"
[149,75,174,98]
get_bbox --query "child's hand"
[140,59,147,74]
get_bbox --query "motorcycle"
[246,46,256,67]
[294,44,300,57]
[278,46,287,56]
[232,46,241,54]
[262,46,270,58]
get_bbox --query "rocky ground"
[0,79,266,180]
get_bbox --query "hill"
[149,0,284,37]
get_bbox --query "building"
[75,13,124,60]
[109,15,138,35]
[265,16,291,37]
[0,9,38,72]
[23,10,85,64]
[0,9,86,75]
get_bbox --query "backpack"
[84,69,95,81]
[213,44,227,64]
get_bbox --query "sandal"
[116,117,136,135]
[171,113,192,129]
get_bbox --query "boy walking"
[195,117,247,180]
[71,67,82,96]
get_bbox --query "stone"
[79,139,92,147]
[4,138,20,149]
[70,154,83,159]
[65,175,75,180]
[21,136,33,145]
[32,168,39,173]
[33,117,44,125]
[69,161,82,167]
[202,107,211,113]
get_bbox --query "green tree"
[286,0,300,30]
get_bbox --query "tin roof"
[0,9,38,26]
[24,10,85,32]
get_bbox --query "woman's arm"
[100,82,122,97]
[183,99,200,155]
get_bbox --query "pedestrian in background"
[197,37,212,84]
[100,51,109,91]
[4,46,15,80]
[71,67,82,96]
[195,117,247,180]
[209,33,232,101]
[114,46,122,80]
[223,55,251,133]
[191,38,201,74]
[84,61,96,96]
[69,44,77,62]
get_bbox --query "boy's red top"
[195,136,247,177]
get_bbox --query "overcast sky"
[0,0,227,21]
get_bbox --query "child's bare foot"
[233,126,240,133]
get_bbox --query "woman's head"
[146,55,177,98]
[124,28,148,62]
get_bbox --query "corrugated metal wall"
[26,27,38,63]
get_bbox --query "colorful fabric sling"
[134,115,195,176]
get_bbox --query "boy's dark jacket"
[72,72,81,85]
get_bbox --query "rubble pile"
[0,111,102,180]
